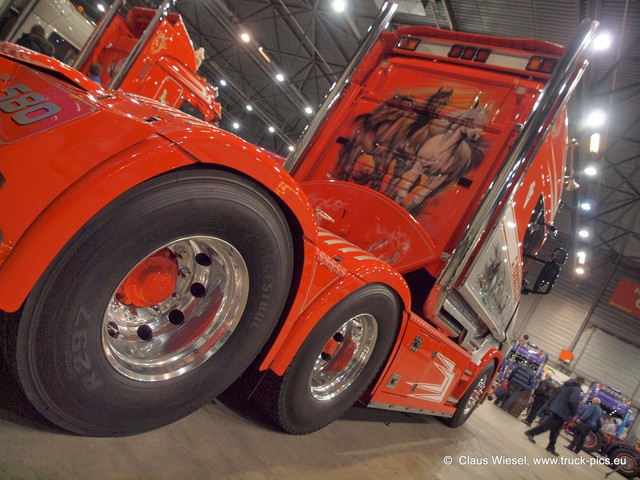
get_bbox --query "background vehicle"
[2,0,94,62]
[3,0,221,123]
[494,339,548,385]
[602,440,640,479]
[0,4,599,436]
[576,382,634,453]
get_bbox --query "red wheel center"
[322,337,356,373]
[118,249,178,307]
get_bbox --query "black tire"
[258,284,401,435]
[608,447,640,479]
[582,430,604,453]
[442,362,495,428]
[15,169,293,436]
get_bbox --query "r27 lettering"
[0,83,61,125]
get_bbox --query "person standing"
[523,372,554,425]
[601,417,617,436]
[565,397,603,453]
[502,362,536,412]
[524,376,584,456]
[88,63,103,86]
[15,24,55,56]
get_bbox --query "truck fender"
[158,126,318,230]
[0,134,317,312]
[264,251,411,376]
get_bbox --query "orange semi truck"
[0,4,598,436]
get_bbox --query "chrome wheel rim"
[463,374,489,415]
[310,313,378,401]
[102,236,249,381]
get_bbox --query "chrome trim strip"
[367,401,454,418]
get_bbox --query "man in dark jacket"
[524,376,584,456]
[523,372,554,425]
[15,25,55,56]
[565,397,602,453]
[502,362,536,412]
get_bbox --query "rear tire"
[442,362,495,428]
[608,447,640,479]
[258,284,401,434]
[15,169,293,436]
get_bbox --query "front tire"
[15,169,293,436]
[258,284,401,434]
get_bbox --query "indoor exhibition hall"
[0,1,639,479]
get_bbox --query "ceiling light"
[584,166,597,176]
[589,133,600,154]
[97,3,105,12]
[576,251,587,264]
[586,109,607,128]
[578,229,589,238]
[593,32,612,51]
[219,79,227,87]
[275,73,285,82]
[268,126,275,133]
[288,145,295,152]
[575,267,585,275]
[232,122,240,130]
[332,0,347,13]
[258,46,272,63]
[304,106,313,115]
[580,202,591,211]
[240,32,250,43]
[246,105,253,111]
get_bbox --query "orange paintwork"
[0,45,315,312]
[1,19,574,422]
[273,25,569,414]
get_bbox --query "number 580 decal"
[0,83,61,125]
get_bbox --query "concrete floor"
[0,368,630,480]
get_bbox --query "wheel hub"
[310,313,378,401]
[103,236,249,382]
[117,248,178,307]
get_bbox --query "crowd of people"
[494,364,631,458]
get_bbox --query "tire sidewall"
[609,448,639,478]
[17,169,293,435]
[280,284,400,433]
[582,430,603,452]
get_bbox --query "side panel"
[456,114,567,339]
[458,205,521,340]
[368,313,475,415]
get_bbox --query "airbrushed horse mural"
[334,87,491,214]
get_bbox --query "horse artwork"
[334,87,490,215]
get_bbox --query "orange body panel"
[0,45,315,313]
[278,24,569,413]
